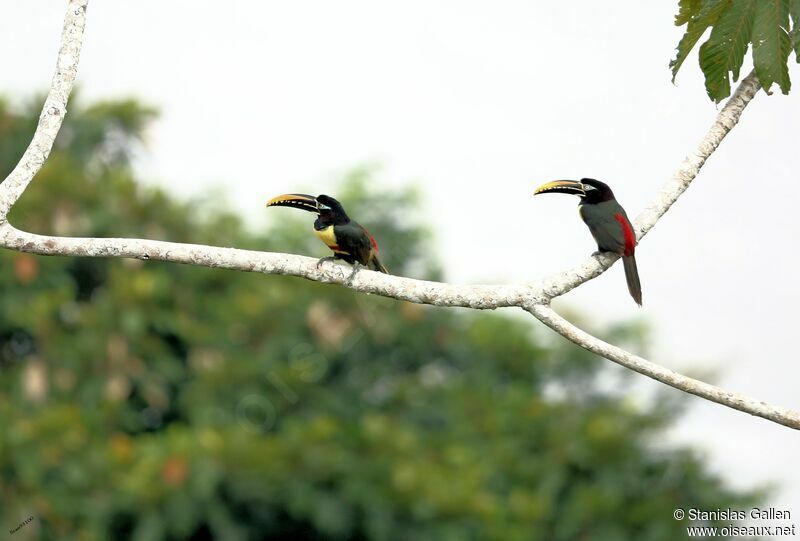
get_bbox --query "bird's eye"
[318,204,331,211]
[583,184,597,191]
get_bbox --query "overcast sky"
[2,1,799,524]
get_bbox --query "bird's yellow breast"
[314,225,347,254]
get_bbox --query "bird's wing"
[580,201,634,255]
[334,222,374,265]
[358,224,379,253]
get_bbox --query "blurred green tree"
[0,96,760,541]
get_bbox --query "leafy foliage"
[672,0,800,101]
[670,0,729,84]
[752,0,793,95]
[698,0,756,100]
[793,0,800,57]
[0,97,762,540]
[675,0,704,26]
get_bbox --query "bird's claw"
[316,256,336,270]
[346,263,361,284]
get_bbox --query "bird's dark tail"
[622,255,642,306]
[370,254,389,274]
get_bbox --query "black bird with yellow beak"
[534,178,642,306]
[266,193,388,277]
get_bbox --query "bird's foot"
[316,256,337,270]
[346,263,361,284]
[591,250,614,257]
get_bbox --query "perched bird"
[534,178,642,306]
[266,193,388,277]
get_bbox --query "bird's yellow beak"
[266,193,319,213]
[533,180,585,196]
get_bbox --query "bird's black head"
[534,177,616,205]
[315,194,350,226]
[578,178,615,204]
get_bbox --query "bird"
[266,193,388,278]
[533,178,642,306]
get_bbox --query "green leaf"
[670,0,730,82]
[675,0,703,25]
[790,0,800,61]
[698,0,756,101]
[752,0,793,94]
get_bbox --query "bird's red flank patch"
[361,225,379,252]
[614,213,636,256]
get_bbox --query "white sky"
[2,1,799,525]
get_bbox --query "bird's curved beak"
[533,180,585,196]
[266,193,319,213]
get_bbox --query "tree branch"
[0,225,534,309]
[1,3,797,430]
[527,304,800,429]
[0,0,88,223]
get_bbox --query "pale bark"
[0,0,87,222]
[1,1,797,430]
[528,305,800,429]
